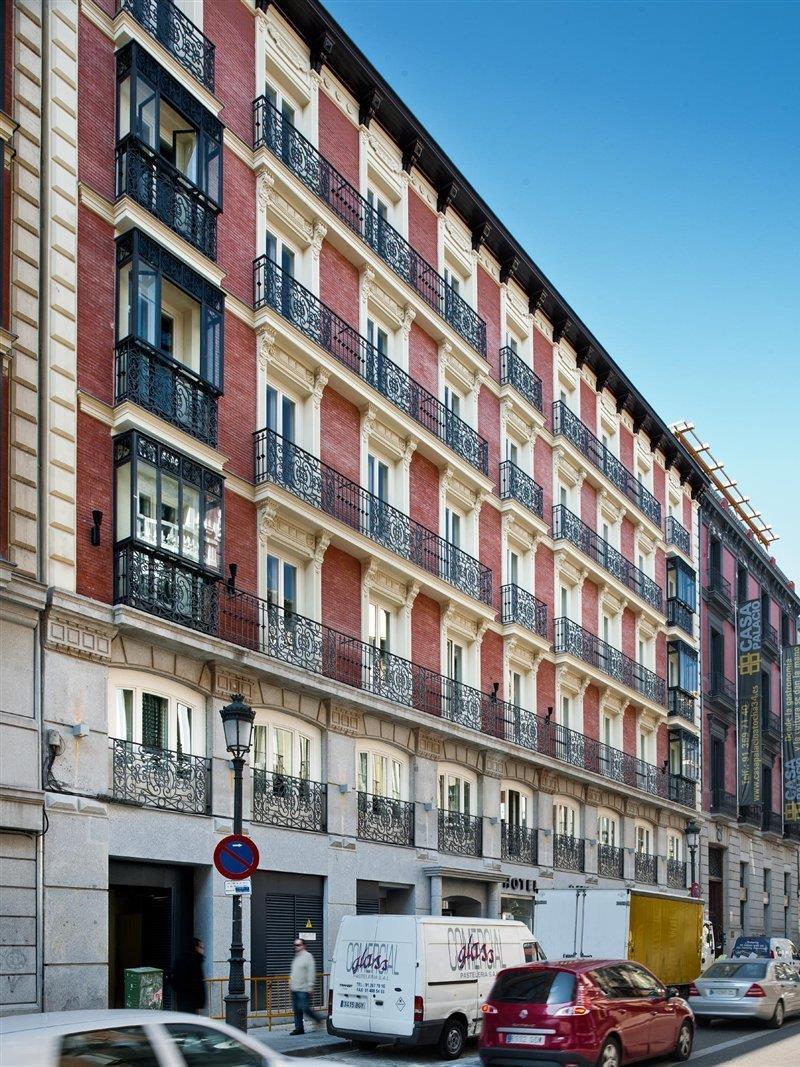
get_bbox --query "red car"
[478,959,694,1067]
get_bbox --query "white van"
[327,915,543,1058]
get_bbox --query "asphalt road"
[321,1017,800,1067]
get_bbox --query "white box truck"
[327,915,543,1058]
[533,887,705,988]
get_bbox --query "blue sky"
[325,0,800,583]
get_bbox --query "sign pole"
[225,755,249,1032]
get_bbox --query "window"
[597,812,619,847]
[444,265,463,296]
[447,639,463,683]
[265,80,297,127]
[506,438,519,466]
[116,229,223,390]
[667,833,682,861]
[507,549,519,587]
[117,43,222,205]
[444,506,461,548]
[511,671,522,708]
[368,602,392,653]
[368,454,390,503]
[266,385,297,443]
[560,695,571,729]
[252,714,318,781]
[358,748,404,799]
[265,229,296,281]
[667,557,697,609]
[502,787,529,828]
[737,564,748,604]
[554,800,579,837]
[444,384,463,421]
[114,431,223,572]
[439,772,473,815]
[668,640,698,693]
[111,675,204,755]
[59,1027,159,1066]
[266,554,298,615]
[164,1023,264,1066]
[367,318,389,358]
[636,824,652,854]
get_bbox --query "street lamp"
[220,694,255,1031]
[684,818,701,898]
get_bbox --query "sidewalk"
[252,1021,352,1058]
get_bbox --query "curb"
[282,1040,354,1058]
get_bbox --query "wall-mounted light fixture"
[90,509,103,546]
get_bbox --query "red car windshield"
[490,969,576,1005]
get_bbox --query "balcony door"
[265,231,296,317]
[711,737,725,803]
[367,454,390,541]
[265,81,297,164]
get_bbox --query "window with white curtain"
[597,811,619,847]
[554,799,580,838]
[252,712,320,781]
[110,673,204,755]
[357,748,405,800]
[438,771,475,815]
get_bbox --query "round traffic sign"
[213,834,260,880]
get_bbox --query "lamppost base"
[224,992,249,1032]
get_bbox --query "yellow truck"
[533,888,705,987]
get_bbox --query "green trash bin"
[124,967,164,1010]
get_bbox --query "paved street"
[316,1018,800,1067]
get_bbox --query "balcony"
[635,851,658,885]
[553,505,663,612]
[668,688,696,725]
[763,710,781,741]
[597,843,624,879]
[120,0,215,91]
[114,543,219,634]
[554,617,666,706]
[554,834,585,872]
[762,622,779,660]
[739,803,763,828]
[358,792,415,846]
[668,775,697,807]
[705,671,736,715]
[109,738,210,814]
[711,789,737,818]
[762,810,783,836]
[501,821,538,865]
[500,460,544,520]
[115,336,218,447]
[252,770,327,833]
[501,584,548,639]
[253,97,487,357]
[552,401,661,526]
[116,136,218,259]
[666,598,693,636]
[500,346,542,412]
[665,515,691,556]
[666,857,687,890]
[253,256,488,475]
[784,824,800,842]
[254,428,492,605]
[438,810,482,857]
[705,568,733,617]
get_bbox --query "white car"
[0,1009,330,1067]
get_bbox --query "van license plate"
[506,1034,545,1046]
[340,998,366,1010]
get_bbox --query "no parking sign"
[213,834,260,880]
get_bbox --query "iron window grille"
[499,460,544,519]
[635,851,658,885]
[665,515,691,556]
[357,792,415,846]
[597,843,625,879]
[554,617,666,705]
[251,770,327,833]
[438,810,482,857]
[500,346,543,411]
[119,0,215,92]
[554,834,585,872]
[501,821,538,865]
[110,737,211,814]
[501,584,548,638]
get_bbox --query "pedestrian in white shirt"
[289,938,322,1034]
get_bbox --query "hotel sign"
[783,644,800,827]
[737,599,762,808]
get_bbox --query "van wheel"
[596,1037,621,1067]
[770,1000,785,1029]
[438,1018,466,1059]
[674,1021,693,1061]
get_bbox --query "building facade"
[0,0,795,1017]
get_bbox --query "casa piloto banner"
[737,599,762,808]
[783,644,800,828]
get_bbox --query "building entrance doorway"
[442,895,482,917]
[708,846,725,954]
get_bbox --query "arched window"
[109,670,205,755]
[438,765,478,815]
[554,797,581,838]
[356,742,409,800]
[252,709,321,782]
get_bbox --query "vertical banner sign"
[783,644,800,828]
[737,599,762,808]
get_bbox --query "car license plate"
[340,998,366,1010]
[506,1034,545,1046]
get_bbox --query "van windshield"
[491,969,576,1004]
[704,961,768,980]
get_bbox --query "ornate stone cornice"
[327,701,361,737]
[415,729,442,761]
[44,610,115,663]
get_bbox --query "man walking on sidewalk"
[289,937,322,1035]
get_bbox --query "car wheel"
[770,1000,785,1029]
[596,1037,621,1067]
[674,1021,693,1061]
[438,1018,466,1060]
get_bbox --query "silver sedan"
[688,958,800,1028]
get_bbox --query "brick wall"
[408,189,437,267]
[218,311,257,480]
[582,578,598,634]
[533,327,554,431]
[537,659,555,716]
[409,452,438,532]
[480,630,503,694]
[411,593,440,673]
[479,502,502,614]
[479,387,501,496]
[78,14,114,200]
[583,684,599,741]
[76,411,113,604]
[621,516,635,562]
[319,240,359,329]
[652,463,665,514]
[580,380,596,433]
[408,322,438,398]
[218,147,256,306]
[580,481,597,530]
[77,206,116,402]
[619,424,633,476]
[621,607,636,659]
[213,0,256,145]
[478,267,500,380]
[320,387,360,484]
[535,544,555,638]
[622,706,637,758]
[321,546,361,639]
[534,438,553,531]
[224,489,257,593]
[682,495,693,547]
[318,91,359,189]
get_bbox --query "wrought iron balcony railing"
[358,792,415,846]
[116,136,218,259]
[739,803,763,827]
[253,257,488,475]
[763,711,781,739]
[635,851,658,885]
[114,543,219,633]
[115,336,218,447]
[762,810,783,835]
[251,770,327,833]
[665,516,691,556]
[669,775,697,808]
[553,505,663,611]
[110,737,210,814]
[668,688,696,724]
[784,824,800,842]
[711,788,737,818]
[667,598,693,636]
[554,617,666,705]
[552,401,661,526]
[119,0,215,91]
[501,584,548,639]
[597,843,624,879]
[500,460,544,520]
[254,428,492,605]
[762,622,779,658]
[500,346,542,412]
[438,810,482,857]
[666,857,687,890]
[554,834,585,872]
[706,671,736,711]
[501,821,538,865]
[706,568,732,605]
[253,97,487,357]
